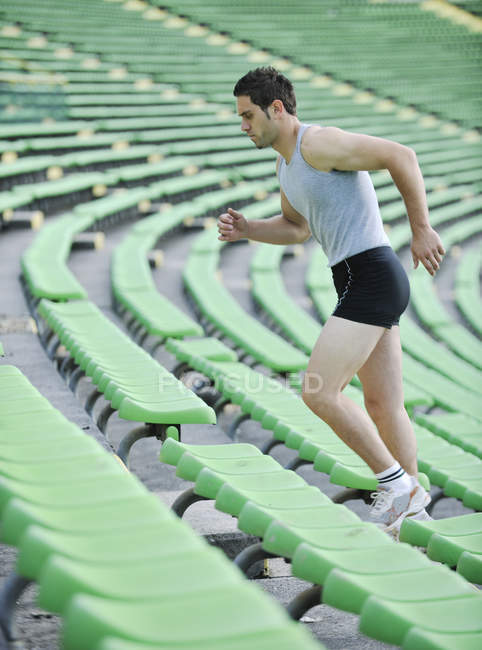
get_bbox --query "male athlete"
[217,67,445,535]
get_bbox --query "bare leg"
[302,316,395,474]
[357,325,418,476]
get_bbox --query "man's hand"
[411,226,445,276]
[217,208,249,241]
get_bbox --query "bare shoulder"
[301,125,342,171]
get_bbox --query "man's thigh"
[305,315,385,393]
[357,325,404,407]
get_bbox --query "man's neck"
[272,117,301,163]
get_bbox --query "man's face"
[236,95,277,149]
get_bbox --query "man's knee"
[302,372,338,417]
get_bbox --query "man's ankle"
[375,462,412,494]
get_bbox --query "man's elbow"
[398,144,418,167]
[296,224,311,243]
[387,144,418,175]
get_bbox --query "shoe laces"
[370,488,394,515]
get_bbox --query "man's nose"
[241,120,249,132]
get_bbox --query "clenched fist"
[217,208,249,242]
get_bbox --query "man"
[217,67,445,536]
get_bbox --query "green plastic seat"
[455,245,482,338]
[37,546,243,614]
[402,627,482,650]
[37,299,216,430]
[238,501,358,539]
[360,595,482,647]
[21,213,91,300]
[0,434,102,461]
[0,471,147,514]
[15,517,196,581]
[400,513,482,582]
[61,586,322,650]
[1,493,168,547]
[415,412,482,459]
[400,513,482,547]
[0,369,322,650]
[323,564,476,615]
[262,519,389,559]
[95,629,320,650]
[291,542,430,586]
[160,437,481,648]
[427,532,482,572]
[0,453,122,483]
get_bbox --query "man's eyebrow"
[239,110,251,117]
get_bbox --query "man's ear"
[271,99,284,116]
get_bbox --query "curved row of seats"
[154,0,482,128]
[455,245,482,337]
[111,180,278,347]
[36,298,215,464]
[158,435,482,648]
[0,365,319,650]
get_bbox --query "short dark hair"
[233,66,297,116]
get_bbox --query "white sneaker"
[370,477,431,534]
[406,508,433,522]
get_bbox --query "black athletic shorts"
[331,246,410,329]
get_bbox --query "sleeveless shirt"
[277,123,390,267]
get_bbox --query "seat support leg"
[286,584,323,620]
[0,572,32,644]
[332,488,370,504]
[234,542,277,575]
[227,412,250,440]
[171,487,209,517]
[261,437,283,455]
[85,388,103,416]
[284,457,311,472]
[116,424,171,467]
[68,367,85,393]
[426,487,445,515]
[96,404,116,434]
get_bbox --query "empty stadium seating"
[1,0,481,648]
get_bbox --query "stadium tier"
[0,1,481,649]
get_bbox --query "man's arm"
[302,126,445,275]
[217,188,311,245]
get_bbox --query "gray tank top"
[278,123,390,266]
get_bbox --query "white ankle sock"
[376,463,412,493]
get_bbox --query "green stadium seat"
[3,2,481,649]
[0,365,319,650]
[415,412,482,459]
[36,299,216,463]
[21,213,91,301]
[111,180,279,348]
[400,513,482,582]
[455,245,482,337]
[61,589,322,650]
[159,436,482,647]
